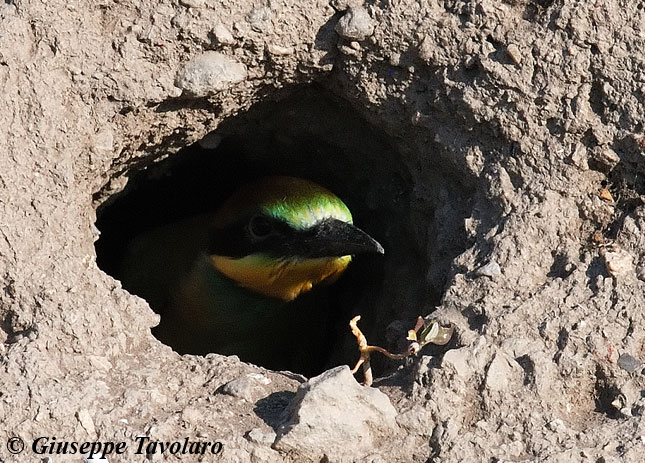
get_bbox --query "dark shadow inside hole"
[594,366,622,419]
[95,85,439,377]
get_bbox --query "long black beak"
[301,218,384,258]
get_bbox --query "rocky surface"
[274,366,398,461]
[1,0,645,462]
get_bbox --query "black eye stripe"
[209,215,365,259]
[209,214,296,258]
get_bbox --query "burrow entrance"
[95,85,471,377]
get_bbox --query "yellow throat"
[211,254,353,301]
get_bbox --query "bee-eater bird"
[121,176,384,373]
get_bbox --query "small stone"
[181,406,202,423]
[91,129,114,155]
[620,407,633,416]
[603,246,634,278]
[338,43,361,57]
[546,418,566,433]
[485,352,523,392]
[266,43,294,56]
[442,348,473,378]
[474,260,501,279]
[274,366,397,460]
[76,409,97,439]
[220,376,256,400]
[246,7,272,33]
[395,405,433,432]
[599,188,614,202]
[570,143,589,170]
[589,146,620,171]
[611,396,625,410]
[506,43,522,65]
[335,7,374,41]
[418,35,434,62]
[617,353,642,373]
[212,23,235,46]
[179,0,204,7]
[175,51,247,97]
[245,427,276,445]
[251,447,278,462]
[247,372,271,385]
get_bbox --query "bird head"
[207,176,384,301]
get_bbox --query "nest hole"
[95,85,469,377]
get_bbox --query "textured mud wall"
[2,0,645,462]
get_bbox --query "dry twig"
[349,315,454,386]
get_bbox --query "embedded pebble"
[589,146,620,170]
[546,418,566,433]
[603,246,634,278]
[335,7,374,41]
[179,0,204,7]
[91,129,114,155]
[175,52,247,97]
[570,143,589,170]
[246,427,276,445]
[220,377,256,400]
[599,188,614,202]
[442,347,474,378]
[220,373,270,401]
[181,406,202,423]
[474,260,501,279]
[212,23,235,46]
[76,409,97,439]
[395,405,433,432]
[418,35,434,61]
[485,352,523,392]
[617,353,642,373]
[338,43,361,57]
[247,372,271,385]
[246,7,272,33]
[506,43,522,65]
[266,43,294,56]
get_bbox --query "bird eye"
[248,215,273,239]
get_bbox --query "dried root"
[349,315,454,386]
